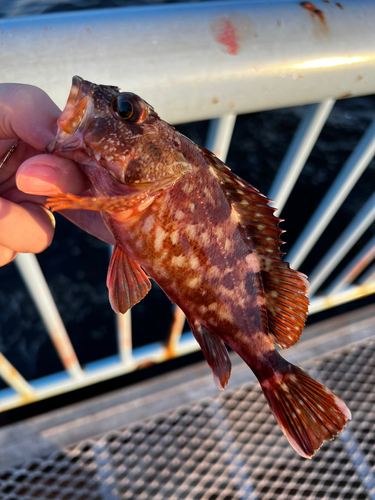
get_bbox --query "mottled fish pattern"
[47,77,351,458]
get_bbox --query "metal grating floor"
[1,337,375,500]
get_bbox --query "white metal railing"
[0,0,374,412]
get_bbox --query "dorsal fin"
[200,147,309,349]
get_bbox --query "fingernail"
[17,165,59,194]
[40,205,56,229]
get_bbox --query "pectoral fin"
[190,321,231,390]
[107,244,151,314]
[47,171,186,213]
[47,192,140,212]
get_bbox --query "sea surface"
[0,0,374,408]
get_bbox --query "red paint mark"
[0,31,3,35]
[216,19,239,55]
[43,27,49,31]
[211,15,255,55]
[212,97,219,104]
[86,27,91,35]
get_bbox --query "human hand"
[0,83,115,267]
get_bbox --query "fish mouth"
[46,76,92,155]
[57,75,93,134]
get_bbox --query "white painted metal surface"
[0,0,374,412]
[1,1,375,121]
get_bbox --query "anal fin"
[107,244,151,314]
[190,321,231,390]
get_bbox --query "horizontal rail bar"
[360,263,375,285]
[308,193,375,295]
[308,282,375,315]
[15,254,84,381]
[1,1,375,122]
[269,100,335,213]
[288,118,375,270]
[0,332,200,413]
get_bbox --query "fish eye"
[111,93,147,123]
[115,97,133,120]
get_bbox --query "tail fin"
[260,364,351,458]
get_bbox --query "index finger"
[0,83,60,151]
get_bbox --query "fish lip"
[56,76,93,134]
[47,76,93,155]
[70,75,94,102]
[46,133,82,155]
[46,138,57,155]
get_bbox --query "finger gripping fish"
[47,76,350,458]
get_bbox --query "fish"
[47,76,351,458]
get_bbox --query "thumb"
[16,154,89,195]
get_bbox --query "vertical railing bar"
[166,114,237,356]
[117,311,134,365]
[359,262,375,285]
[326,236,375,295]
[15,253,84,380]
[205,114,237,162]
[288,118,375,270]
[109,244,134,366]
[268,100,335,214]
[0,352,35,400]
[308,194,375,296]
[166,305,187,358]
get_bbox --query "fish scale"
[47,76,351,459]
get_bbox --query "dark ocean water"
[0,0,374,406]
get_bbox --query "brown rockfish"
[47,76,350,458]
